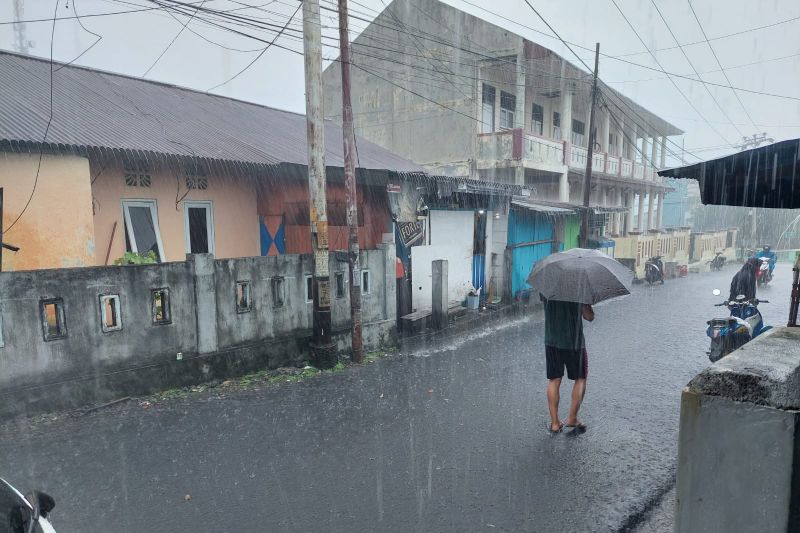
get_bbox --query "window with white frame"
[183,201,215,255]
[571,119,586,146]
[609,133,619,154]
[499,91,516,129]
[531,103,544,135]
[122,200,165,262]
[481,84,495,133]
[552,111,561,140]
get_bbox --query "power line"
[649,0,745,137]
[54,0,103,71]
[686,0,759,130]
[206,1,301,91]
[6,0,59,235]
[142,0,207,77]
[520,0,592,73]
[608,0,733,146]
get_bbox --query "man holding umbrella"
[528,248,634,434]
[543,298,594,433]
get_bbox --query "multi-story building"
[322,0,683,238]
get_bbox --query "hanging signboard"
[397,221,426,247]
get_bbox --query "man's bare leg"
[565,378,586,428]
[547,378,562,431]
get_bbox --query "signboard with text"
[397,221,426,247]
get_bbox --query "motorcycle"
[645,255,665,285]
[0,478,56,533]
[756,257,773,287]
[708,251,726,271]
[706,289,772,362]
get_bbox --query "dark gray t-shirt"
[544,299,585,351]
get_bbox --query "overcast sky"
[2,0,799,165]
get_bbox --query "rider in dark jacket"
[729,258,759,301]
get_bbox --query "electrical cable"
[54,0,103,71]
[687,0,759,130]
[649,0,745,137]
[142,0,208,77]
[607,0,733,146]
[5,0,60,235]
[206,1,301,91]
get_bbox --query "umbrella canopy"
[527,248,634,305]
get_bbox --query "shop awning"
[511,197,576,215]
[657,138,800,209]
[590,206,630,215]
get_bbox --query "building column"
[657,191,664,228]
[558,171,569,202]
[630,123,638,161]
[647,192,655,231]
[561,89,573,146]
[637,192,646,231]
[614,189,623,235]
[600,110,610,153]
[617,116,625,157]
[641,135,649,168]
[514,45,526,130]
[660,136,667,168]
[623,192,631,235]
[651,135,658,177]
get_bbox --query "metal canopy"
[590,206,630,215]
[657,139,800,209]
[511,197,575,215]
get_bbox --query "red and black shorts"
[545,346,588,380]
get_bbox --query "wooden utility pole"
[337,0,363,363]
[581,43,600,248]
[302,0,336,368]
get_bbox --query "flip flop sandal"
[564,422,587,432]
[547,422,563,434]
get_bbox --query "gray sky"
[2,0,799,165]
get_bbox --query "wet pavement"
[0,265,793,532]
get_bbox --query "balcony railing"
[476,128,661,183]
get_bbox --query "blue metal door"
[507,209,555,297]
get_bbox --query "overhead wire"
[607,0,733,146]
[649,0,745,137]
[54,0,103,71]
[206,0,301,91]
[142,0,208,76]
[5,0,60,235]
[686,0,759,130]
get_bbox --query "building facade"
[322,0,683,242]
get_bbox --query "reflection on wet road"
[0,266,792,532]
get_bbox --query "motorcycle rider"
[729,258,759,301]
[756,245,777,277]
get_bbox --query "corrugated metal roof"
[0,51,424,173]
[658,138,800,209]
[511,197,575,215]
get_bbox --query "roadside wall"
[0,247,395,417]
[676,327,800,532]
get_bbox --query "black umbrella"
[527,248,634,305]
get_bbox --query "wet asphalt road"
[0,265,793,532]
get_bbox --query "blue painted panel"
[508,209,554,296]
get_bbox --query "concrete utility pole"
[303,0,336,368]
[581,43,600,248]
[337,0,363,364]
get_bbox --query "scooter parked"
[645,255,665,285]
[0,477,56,533]
[706,289,772,362]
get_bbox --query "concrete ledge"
[687,327,800,410]
[676,326,800,532]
